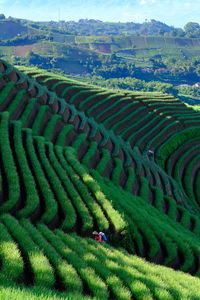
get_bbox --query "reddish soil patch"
[97,44,111,53]
[14,44,36,57]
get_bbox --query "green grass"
[0,112,20,213]
[31,105,50,136]
[64,147,110,231]
[12,121,40,218]
[55,145,94,233]
[23,128,58,224]
[1,214,55,289]
[0,222,23,282]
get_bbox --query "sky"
[0,0,199,28]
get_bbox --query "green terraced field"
[0,60,200,299]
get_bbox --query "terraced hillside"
[0,59,200,299]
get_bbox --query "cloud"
[184,2,191,7]
[0,0,12,4]
[139,0,157,5]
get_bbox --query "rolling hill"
[1,18,200,83]
[0,59,200,299]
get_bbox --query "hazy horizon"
[0,0,199,28]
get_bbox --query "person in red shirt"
[92,231,103,242]
[94,234,103,242]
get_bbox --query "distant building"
[141,68,153,73]
[193,82,200,88]
[154,68,168,74]
[177,84,191,87]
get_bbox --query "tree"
[184,22,200,37]
[184,22,200,33]
[0,14,5,20]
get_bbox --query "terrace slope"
[19,65,200,211]
[0,59,200,299]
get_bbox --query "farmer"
[147,149,155,160]
[147,149,154,155]
[92,231,103,242]
[99,232,108,242]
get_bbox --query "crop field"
[0,59,199,298]
[74,35,200,50]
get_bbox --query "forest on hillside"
[0,16,200,102]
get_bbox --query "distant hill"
[0,16,200,98]
[0,19,27,40]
